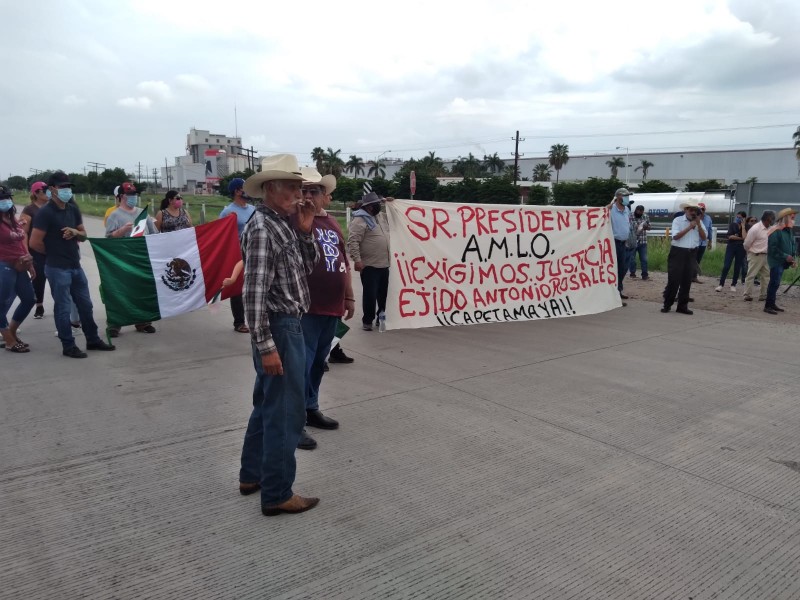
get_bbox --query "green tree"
[684,179,723,192]
[504,164,521,180]
[451,153,485,178]
[745,176,758,184]
[526,185,551,205]
[322,147,345,177]
[793,126,800,160]
[532,163,552,182]
[548,144,569,183]
[553,177,622,207]
[605,156,626,178]
[331,176,363,205]
[345,155,365,178]
[6,175,27,191]
[434,177,482,203]
[368,177,396,198]
[476,176,519,204]
[97,168,130,195]
[367,159,386,179]
[635,179,676,193]
[394,170,438,200]
[311,147,325,172]
[483,152,505,174]
[634,159,654,180]
[420,151,448,176]
[219,169,256,197]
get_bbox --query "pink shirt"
[743,222,770,254]
[0,219,28,263]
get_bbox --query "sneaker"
[730,285,737,292]
[362,323,373,331]
[33,305,44,319]
[328,346,354,364]
[715,285,723,292]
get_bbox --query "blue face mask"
[58,188,73,203]
[46,189,52,200]
[0,200,13,212]
[126,195,138,208]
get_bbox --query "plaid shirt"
[630,213,650,245]
[241,204,320,355]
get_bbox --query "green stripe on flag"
[90,236,161,326]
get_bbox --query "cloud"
[117,97,153,109]
[63,95,87,106]
[136,80,172,101]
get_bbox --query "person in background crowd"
[661,201,706,315]
[155,190,192,232]
[105,182,157,337]
[0,186,36,353]
[20,181,49,319]
[763,208,797,315]
[238,154,320,517]
[104,186,122,226]
[29,171,115,358]
[716,211,748,293]
[627,204,650,280]
[693,202,713,283]
[607,188,633,306]
[293,168,354,451]
[219,178,255,333]
[348,191,391,329]
[742,210,780,302]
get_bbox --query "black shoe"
[641,276,649,281]
[86,340,116,351]
[307,409,339,430]
[323,361,329,372]
[660,306,671,313]
[135,324,156,333]
[629,273,637,278]
[620,293,629,300]
[33,305,44,319]
[764,307,778,315]
[71,321,81,329]
[328,347,354,364]
[63,346,87,358]
[676,307,694,315]
[688,297,695,302]
[298,429,317,450]
[772,305,785,312]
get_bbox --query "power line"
[519,123,796,140]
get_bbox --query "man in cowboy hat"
[291,167,354,451]
[763,207,797,314]
[661,200,707,315]
[237,154,321,516]
[607,188,633,306]
[348,191,391,329]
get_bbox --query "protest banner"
[385,199,621,330]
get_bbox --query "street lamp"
[616,146,629,185]
[376,150,392,161]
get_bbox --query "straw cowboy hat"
[244,154,304,198]
[776,207,798,220]
[299,167,337,195]
[679,199,701,210]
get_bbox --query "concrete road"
[2,217,800,599]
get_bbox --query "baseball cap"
[615,188,631,196]
[697,202,706,210]
[30,181,47,194]
[228,177,245,195]
[0,185,13,200]
[47,171,72,187]
[119,182,137,195]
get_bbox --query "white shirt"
[670,214,706,249]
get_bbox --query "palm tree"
[322,147,345,177]
[420,151,447,176]
[483,152,505,174]
[367,159,386,179]
[311,147,325,172]
[606,156,626,178]
[345,155,365,178]
[548,144,569,183]
[793,126,800,160]
[504,164,521,180]
[634,159,654,180]
[532,163,552,182]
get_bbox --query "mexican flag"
[90,215,243,327]
[130,206,149,238]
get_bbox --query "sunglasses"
[174,196,183,200]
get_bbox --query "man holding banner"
[104,182,158,337]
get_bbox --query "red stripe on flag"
[194,214,243,302]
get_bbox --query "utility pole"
[137,162,143,183]
[87,161,105,173]
[511,130,525,203]
[153,168,159,190]
[233,146,258,173]
[164,158,171,190]
[30,168,43,175]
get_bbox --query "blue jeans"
[614,239,627,292]
[239,314,306,506]
[627,242,648,277]
[765,265,784,307]
[301,313,338,411]
[0,262,36,329]
[719,243,746,286]
[44,265,102,350]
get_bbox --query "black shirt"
[726,220,744,246]
[32,200,83,269]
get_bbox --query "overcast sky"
[2,0,798,179]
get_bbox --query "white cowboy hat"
[679,200,701,210]
[244,154,304,198]
[299,167,337,195]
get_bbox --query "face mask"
[370,204,381,215]
[58,189,73,202]
[635,211,643,218]
[46,189,52,200]
[0,200,13,212]
[126,195,138,208]
[173,200,183,208]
